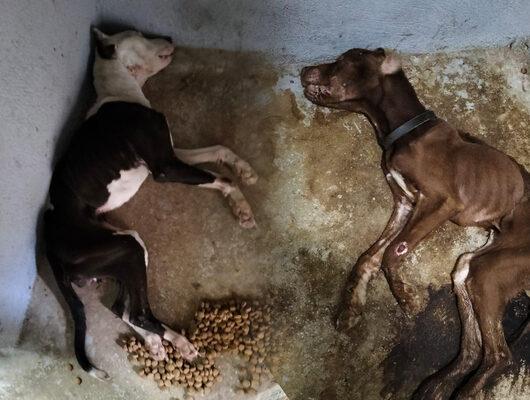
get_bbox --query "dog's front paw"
[396,287,422,318]
[229,196,256,229]
[335,306,362,333]
[234,159,258,186]
[145,334,167,361]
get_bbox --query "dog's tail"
[44,210,109,381]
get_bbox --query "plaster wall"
[0,0,97,346]
[97,0,530,62]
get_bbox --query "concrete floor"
[4,43,530,399]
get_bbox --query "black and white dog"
[44,28,258,380]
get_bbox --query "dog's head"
[93,28,175,85]
[300,48,401,111]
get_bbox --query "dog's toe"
[239,213,256,229]
[180,344,199,362]
[145,334,167,361]
[235,161,258,186]
[241,170,258,186]
[233,202,256,229]
[171,337,199,362]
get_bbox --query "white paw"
[145,334,167,361]
[235,160,258,186]
[171,336,199,362]
[89,367,111,381]
[229,197,256,229]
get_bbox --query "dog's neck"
[87,56,151,118]
[362,71,426,146]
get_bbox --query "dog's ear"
[380,52,401,75]
[92,27,108,41]
[93,28,116,60]
[374,47,386,57]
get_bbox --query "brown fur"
[301,49,530,399]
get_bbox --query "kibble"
[122,299,272,394]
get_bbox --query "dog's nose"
[161,36,173,44]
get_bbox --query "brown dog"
[301,48,530,399]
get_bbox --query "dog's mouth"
[303,84,331,103]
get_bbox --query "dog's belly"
[96,164,150,214]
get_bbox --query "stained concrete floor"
[3,43,530,400]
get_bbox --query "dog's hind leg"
[45,249,111,381]
[110,230,198,362]
[454,247,530,399]
[413,231,495,400]
[174,145,258,185]
[121,268,198,362]
[110,279,126,318]
[66,228,197,363]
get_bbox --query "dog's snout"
[161,35,173,44]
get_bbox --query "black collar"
[382,110,437,150]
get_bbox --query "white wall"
[0,0,97,347]
[0,0,529,347]
[97,0,530,63]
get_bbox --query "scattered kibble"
[75,376,82,385]
[122,299,273,395]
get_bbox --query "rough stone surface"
[10,45,530,399]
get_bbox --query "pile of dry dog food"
[122,299,275,396]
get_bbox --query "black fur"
[45,101,215,373]
[95,39,116,60]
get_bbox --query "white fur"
[87,29,174,117]
[199,178,256,228]
[174,145,258,185]
[381,53,402,75]
[453,231,495,284]
[121,301,167,361]
[162,323,199,361]
[453,254,472,284]
[87,30,257,229]
[389,169,414,200]
[89,367,110,381]
[96,164,150,214]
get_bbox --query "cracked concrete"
[5,44,530,400]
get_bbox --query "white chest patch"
[389,169,415,200]
[96,164,150,214]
